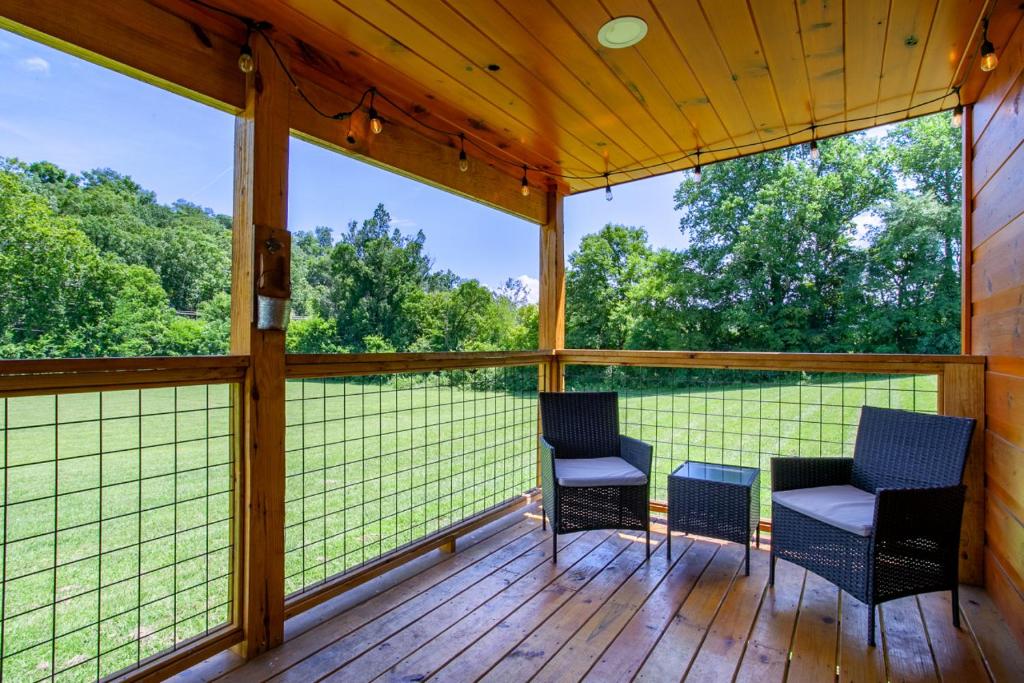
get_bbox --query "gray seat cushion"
[555,457,647,487]
[772,484,876,537]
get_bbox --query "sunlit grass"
[0,371,937,681]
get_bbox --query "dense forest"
[0,114,960,359]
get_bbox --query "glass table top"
[670,461,759,486]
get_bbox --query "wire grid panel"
[284,364,543,597]
[563,366,939,517]
[0,385,236,683]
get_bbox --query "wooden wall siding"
[970,11,1024,649]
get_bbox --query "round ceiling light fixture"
[597,16,648,49]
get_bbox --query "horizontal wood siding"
[971,13,1024,649]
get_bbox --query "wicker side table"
[667,461,760,575]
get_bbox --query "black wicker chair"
[769,405,975,646]
[539,392,652,562]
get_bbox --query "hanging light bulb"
[367,90,383,134]
[980,19,999,72]
[458,134,469,172]
[345,119,357,146]
[693,149,701,182]
[605,173,613,201]
[520,166,530,197]
[809,139,820,161]
[238,43,255,74]
[952,104,964,128]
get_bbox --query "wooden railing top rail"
[0,355,249,397]
[556,349,985,374]
[285,350,554,378]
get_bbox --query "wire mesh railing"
[0,384,236,682]
[283,363,544,598]
[563,365,939,517]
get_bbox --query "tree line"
[0,114,960,360]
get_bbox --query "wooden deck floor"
[179,504,1024,683]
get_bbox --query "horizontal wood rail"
[285,350,554,378]
[0,355,249,397]
[556,349,985,374]
[283,493,537,619]
[113,626,243,683]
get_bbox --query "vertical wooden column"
[961,105,974,354]
[538,188,565,391]
[942,362,985,585]
[230,35,290,657]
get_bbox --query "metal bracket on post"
[255,224,292,330]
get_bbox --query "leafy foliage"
[0,114,960,359]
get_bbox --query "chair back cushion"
[851,406,975,492]
[540,391,620,460]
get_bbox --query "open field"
[0,369,937,681]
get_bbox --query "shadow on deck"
[174,504,1024,682]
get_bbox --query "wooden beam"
[289,76,548,224]
[0,0,244,112]
[963,104,974,354]
[538,189,566,352]
[942,362,986,585]
[230,34,290,658]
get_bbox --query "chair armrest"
[873,485,966,543]
[771,457,853,492]
[540,436,556,487]
[619,435,653,477]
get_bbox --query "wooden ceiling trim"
[293,0,605,177]
[493,0,683,175]
[653,0,769,154]
[599,0,734,165]
[795,0,848,136]
[389,0,650,184]
[843,0,892,125]
[700,1,793,147]
[912,0,985,107]
[208,0,584,190]
[876,0,939,115]
[747,0,815,146]
[437,0,665,181]
[0,0,245,113]
[331,0,621,179]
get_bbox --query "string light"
[980,18,999,72]
[458,133,469,172]
[604,173,613,201]
[189,0,970,195]
[237,43,254,74]
[952,104,963,128]
[368,89,383,135]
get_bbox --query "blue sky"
[0,28,688,301]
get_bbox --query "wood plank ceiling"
[206,0,1003,193]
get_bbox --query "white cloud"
[18,56,50,75]
[516,275,539,304]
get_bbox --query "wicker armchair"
[539,392,652,562]
[769,406,975,646]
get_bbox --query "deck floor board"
[173,504,1023,683]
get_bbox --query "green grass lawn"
[0,370,937,681]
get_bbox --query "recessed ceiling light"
[597,16,648,49]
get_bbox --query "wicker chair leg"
[646,527,650,560]
[552,532,557,563]
[868,604,876,647]
[768,552,776,586]
[952,586,960,629]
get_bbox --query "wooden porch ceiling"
[201,0,1011,194]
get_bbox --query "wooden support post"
[537,189,564,486]
[961,104,974,354]
[231,35,290,658]
[942,362,985,585]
